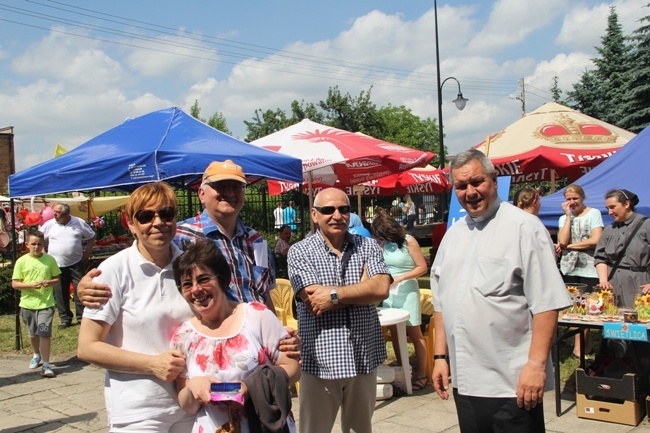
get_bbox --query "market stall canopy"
[251,119,435,196]
[538,123,650,229]
[8,107,303,198]
[50,195,130,219]
[474,102,636,183]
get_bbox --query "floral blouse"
[170,302,294,433]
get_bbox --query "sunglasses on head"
[134,207,176,224]
[313,205,351,215]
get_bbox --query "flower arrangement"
[634,293,650,320]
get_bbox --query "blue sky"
[0,0,647,172]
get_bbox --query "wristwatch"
[330,288,339,305]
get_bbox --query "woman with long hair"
[372,207,429,390]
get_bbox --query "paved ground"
[3,353,650,433]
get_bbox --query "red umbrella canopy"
[267,165,449,197]
[367,165,450,195]
[474,102,636,183]
[252,119,435,194]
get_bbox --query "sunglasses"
[179,274,218,291]
[134,207,176,224]
[313,205,351,215]
[208,182,246,193]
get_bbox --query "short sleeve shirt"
[288,231,389,379]
[13,253,61,310]
[41,216,96,266]
[558,207,603,278]
[175,211,275,303]
[430,200,571,397]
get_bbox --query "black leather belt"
[617,266,648,272]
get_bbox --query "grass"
[0,313,81,357]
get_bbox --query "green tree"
[189,100,205,122]
[550,75,563,103]
[189,100,232,134]
[319,86,382,137]
[567,6,632,125]
[376,104,439,156]
[244,108,291,142]
[207,112,232,135]
[618,4,650,132]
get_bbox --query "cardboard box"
[575,368,646,426]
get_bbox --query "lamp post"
[434,0,468,222]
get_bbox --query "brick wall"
[0,131,15,195]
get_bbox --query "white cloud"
[124,32,218,81]
[468,0,568,53]
[11,28,125,89]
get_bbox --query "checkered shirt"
[288,231,389,379]
[174,210,274,303]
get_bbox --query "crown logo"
[534,114,617,144]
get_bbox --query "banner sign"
[603,322,649,342]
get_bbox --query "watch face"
[330,289,339,303]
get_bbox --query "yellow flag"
[54,144,68,157]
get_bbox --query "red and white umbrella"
[369,165,449,195]
[265,165,449,197]
[474,102,636,183]
[251,119,435,196]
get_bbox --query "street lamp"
[434,0,468,222]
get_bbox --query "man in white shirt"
[41,203,96,328]
[274,201,285,231]
[430,149,571,433]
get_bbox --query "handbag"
[607,216,648,281]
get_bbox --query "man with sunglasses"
[288,187,391,433]
[41,203,96,329]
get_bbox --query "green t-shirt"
[12,253,61,310]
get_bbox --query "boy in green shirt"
[12,230,61,377]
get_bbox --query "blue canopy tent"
[539,124,650,229]
[8,107,303,197]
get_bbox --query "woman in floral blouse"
[171,240,300,433]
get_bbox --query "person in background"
[274,201,285,231]
[514,186,541,216]
[430,149,570,433]
[171,240,300,433]
[403,194,417,232]
[12,230,61,378]
[77,182,196,432]
[41,202,96,328]
[390,197,403,223]
[275,224,292,258]
[557,184,603,358]
[283,200,298,232]
[594,189,650,308]
[289,187,391,433]
[372,207,429,391]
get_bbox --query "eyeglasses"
[208,182,246,193]
[313,205,351,215]
[134,207,176,224]
[179,274,218,291]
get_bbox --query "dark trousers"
[453,388,545,433]
[53,261,85,324]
